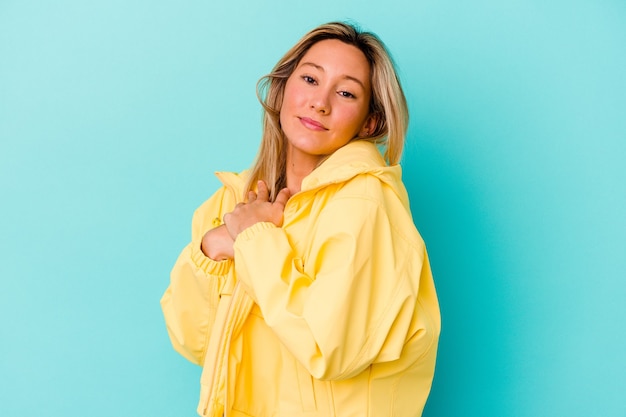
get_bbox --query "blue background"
[1,0,624,416]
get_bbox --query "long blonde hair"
[246,21,409,199]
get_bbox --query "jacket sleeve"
[160,185,237,365]
[233,190,429,380]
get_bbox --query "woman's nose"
[309,90,331,114]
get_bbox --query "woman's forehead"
[297,39,371,86]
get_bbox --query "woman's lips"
[299,117,327,131]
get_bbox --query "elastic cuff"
[191,243,232,276]
[235,222,277,243]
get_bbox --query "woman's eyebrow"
[299,61,366,89]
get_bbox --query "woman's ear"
[359,113,378,137]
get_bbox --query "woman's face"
[279,39,374,167]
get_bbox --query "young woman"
[161,21,440,417]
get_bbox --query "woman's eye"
[302,75,316,84]
[338,90,356,99]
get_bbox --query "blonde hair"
[247,21,409,199]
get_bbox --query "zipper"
[220,284,241,417]
[222,284,254,416]
[201,290,233,416]
[202,283,254,416]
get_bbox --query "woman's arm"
[233,186,432,380]
[161,186,237,365]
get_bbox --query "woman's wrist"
[201,225,234,261]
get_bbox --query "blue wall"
[1,1,624,416]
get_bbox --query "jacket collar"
[301,140,394,190]
[215,140,409,209]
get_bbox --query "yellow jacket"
[161,140,440,417]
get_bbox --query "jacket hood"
[216,140,410,210]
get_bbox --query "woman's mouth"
[299,117,328,131]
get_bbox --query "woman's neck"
[285,146,323,195]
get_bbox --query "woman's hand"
[201,225,235,261]
[223,180,291,240]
